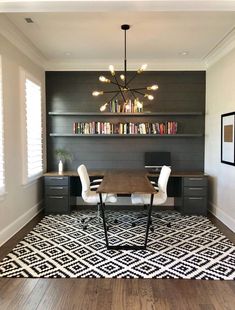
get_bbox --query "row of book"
[72,121,178,135]
[108,99,143,113]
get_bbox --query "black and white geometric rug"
[0,210,235,280]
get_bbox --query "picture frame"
[221,112,235,166]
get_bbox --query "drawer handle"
[49,196,64,199]
[50,177,64,180]
[189,188,203,190]
[50,187,64,190]
[189,178,203,181]
[189,197,203,200]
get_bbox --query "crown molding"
[46,59,206,71]
[1,1,235,13]
[204,27,235,68]
[1,2,235,72]
[0,14,46,68]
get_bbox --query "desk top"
[44,170,207,178]
[96,170,156,195]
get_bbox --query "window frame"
[20,68,43,185]
[0,56,5,196]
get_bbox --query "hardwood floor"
[0,212,235,310]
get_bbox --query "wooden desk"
[97,170,156,194]
[96,170,156,250]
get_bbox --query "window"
[0,56,5,194]
[22,71,43,183]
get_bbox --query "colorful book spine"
[72,121,178,135]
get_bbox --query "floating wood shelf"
[48,112,203,116]
[49,133,203,138]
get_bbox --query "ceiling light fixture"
[181,51,188,56]
[92,24,158,112]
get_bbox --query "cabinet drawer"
[45,176,69,186]
[183,197,207,215]
[184,177,207,187]
[184,187,206,197]
[45,196,69,214]
[45,186,68,196]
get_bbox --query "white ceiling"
[1,1,235,70]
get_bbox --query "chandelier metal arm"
[125,72,139,87]
[130,90,137,99]
[128,87,148,92]
[113,74,126,102]
[102,90,123,94]
[109,80,123,88]
[132,89,145,96]
[109,92,120,101]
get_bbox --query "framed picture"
[221,112,235,166]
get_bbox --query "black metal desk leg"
[144,194,154,248]
[99,193,109,248]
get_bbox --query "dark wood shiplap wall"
[46,71,205,172]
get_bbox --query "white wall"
[0,33,45,246]
[205,48,235,232]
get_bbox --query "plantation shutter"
[25,78,43,181]
[0,57,5,194]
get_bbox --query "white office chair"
[77,164,117,230]
[131,165,172,230]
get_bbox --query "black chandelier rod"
[124,27,127,88]
[121,24,130,89]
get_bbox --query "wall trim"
[0,200,43,246]
[208,200,235,233]
[46,59,206,71]
[204,27,235,68]
[1,1,235,13]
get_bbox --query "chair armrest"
[90,184,100,191]
[92,178,103,183]
[90,178,103,186]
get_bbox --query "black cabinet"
[181,176,208,215]
[44,176,70,214]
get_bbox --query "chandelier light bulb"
[109,65,115,76]
[100,103,108,112]
[92,91,103,97]
[138,64,148,73]
[141,64,148,71]
[147,84,159,91]
[99,76,110,83]
[145,94,154,100]
[120,74,125,81]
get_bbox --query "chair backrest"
[77,164,91,194]
[158,165,171,194]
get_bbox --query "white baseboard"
[209,201,235,233]
[0,200,43,246]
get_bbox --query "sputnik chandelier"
[92,24,158,112]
